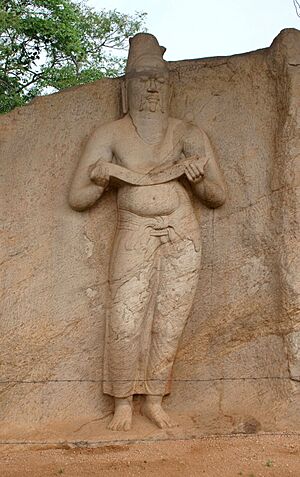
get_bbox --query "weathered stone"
[68,33,226,432]
[286,330,300,380]
[0,28,299,442]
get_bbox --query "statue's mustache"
[138,94,165,113]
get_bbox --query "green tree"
[0,0,146,113]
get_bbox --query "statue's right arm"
[68,127,113,211]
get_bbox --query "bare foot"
[141,395,176,429]
[107,397,132,431]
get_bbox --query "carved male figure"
[69,33,226,431]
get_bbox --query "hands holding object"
[184,159,204,184]
[89,155,207,188]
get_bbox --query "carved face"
[126,57,170,114]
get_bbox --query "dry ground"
[0,434,299,477]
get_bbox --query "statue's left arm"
[183,125,226,208]
[69,124,113,211]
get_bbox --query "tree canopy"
[0,0,146,113]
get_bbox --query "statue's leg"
[104,227,160,430]
[142,238,201,428]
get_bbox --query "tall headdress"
[122,33,168,113]
[125,33,167,76]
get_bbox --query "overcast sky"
[88,0,299,60]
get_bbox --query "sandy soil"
[0,434,299,477]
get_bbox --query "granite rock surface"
[1,28,299,442]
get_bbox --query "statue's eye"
[140,77,148,82]
[157,77,165,84]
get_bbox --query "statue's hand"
[184,157,204,184]
[89,162,110,188]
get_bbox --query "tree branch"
[293,0,300,17]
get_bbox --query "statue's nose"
[147,78,158,92]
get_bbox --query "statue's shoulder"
[89,116,127,142]
[168,116,183,126]
[168,117,204,139]
[168,116,187,136]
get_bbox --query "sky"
[87,0,300,61]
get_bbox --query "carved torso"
[112,115,183,172]
[110,115,190,216]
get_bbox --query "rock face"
[1,28,299,443]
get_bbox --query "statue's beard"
[138,94,165,113]
[130,95,168,143]
[129,92,169,143]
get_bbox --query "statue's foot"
[107,397,132,431]
[141,396,176,429]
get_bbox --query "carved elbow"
[212,187,226,208]
[69,197,83,211]
[69,184,103,211]
[68,189,86,211]
[204,186,226,209]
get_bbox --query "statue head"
[122,33,170,116]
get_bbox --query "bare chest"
[113,128,183,174]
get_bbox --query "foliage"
[0,0,146,113]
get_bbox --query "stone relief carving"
[69,33,226,431]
